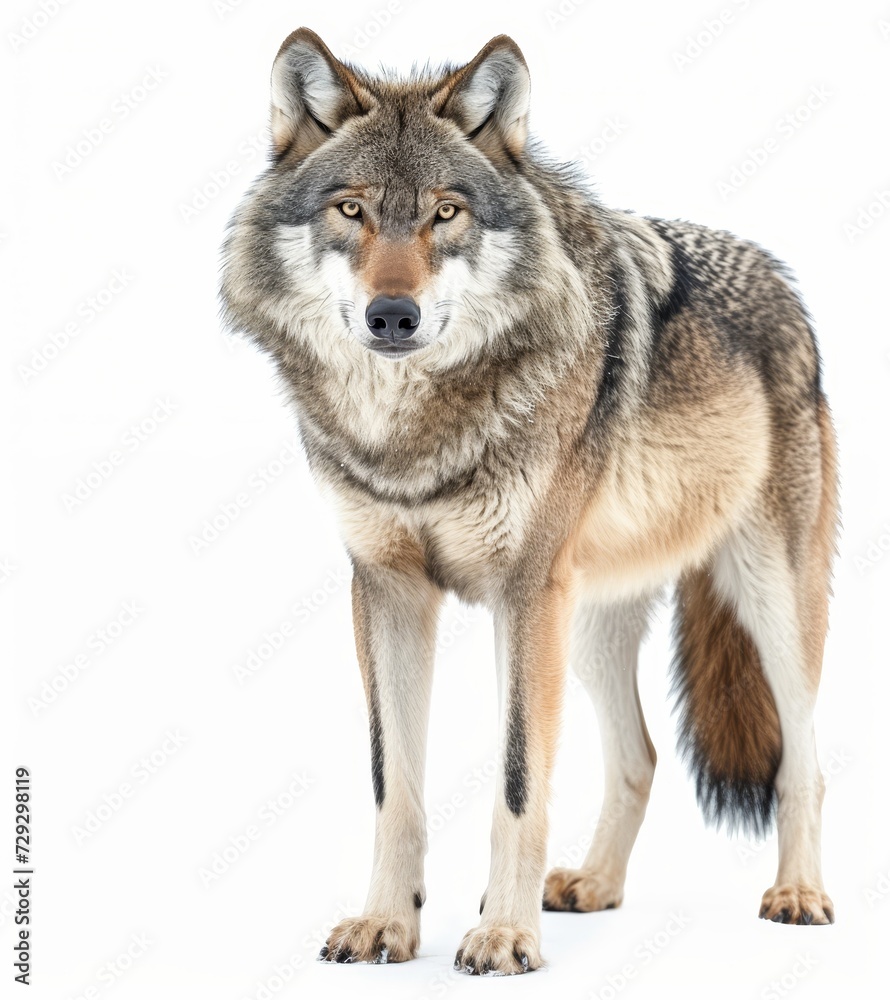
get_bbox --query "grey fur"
[220,28,837,970]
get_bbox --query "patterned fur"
[220,29,838,974]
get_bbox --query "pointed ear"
[270,28,371,161]
[436,35,531,161]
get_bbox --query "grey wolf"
[220,28,838,975]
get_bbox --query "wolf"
[220,28,838,975]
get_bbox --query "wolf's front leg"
[319,562,442,964]
[454,582,572,976]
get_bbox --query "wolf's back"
[644,215,823,405]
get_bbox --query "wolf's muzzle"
[365,296,421,342]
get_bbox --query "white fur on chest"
[410,464,544,587]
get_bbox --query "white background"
[4,0,889,997]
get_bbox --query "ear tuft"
[437,35,531,161]
[270,28,370,161]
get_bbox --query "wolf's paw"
[543,866,623,912]
[453,925,541,976]
[318,914,418,964]
[759,884,835,925]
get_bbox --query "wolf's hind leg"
[544,595,656,912]
[713,514,835,925]
[705,397,838,925]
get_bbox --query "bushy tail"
[670,568,782,838]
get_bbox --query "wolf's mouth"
[367,340,422,358]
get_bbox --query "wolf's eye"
[436,204,458,222]
[339,201,362,219]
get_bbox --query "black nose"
[365,296,421,340]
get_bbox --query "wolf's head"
[222,29,585,370]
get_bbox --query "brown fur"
[759,885,834,925]
[360,232,431,299]
[543,867,621,912]
[517,580,574,781]
[567,373,771,598]
[673,566,783,834]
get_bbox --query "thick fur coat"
[221,29,838,975]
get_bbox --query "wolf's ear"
[270,28,371,160]
[436,35,530,161]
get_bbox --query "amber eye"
[436,203,458,221]
[339,201,362,219]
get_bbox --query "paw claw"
[759,885,835,926]
[543,867,623,912]
[321,914,417,964]
[454,925,540,975]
